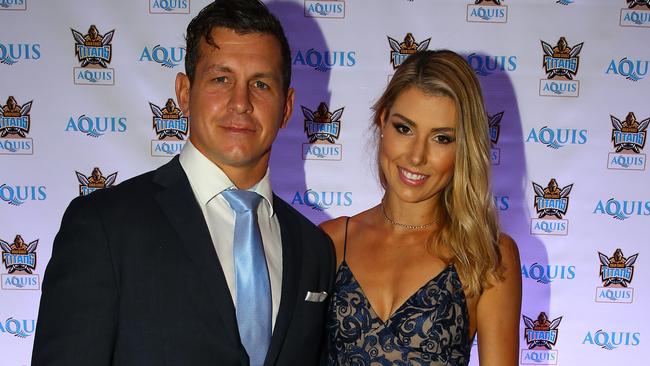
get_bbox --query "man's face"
[176,27,294,187]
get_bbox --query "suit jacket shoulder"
[72,156,181,209]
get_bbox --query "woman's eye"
[433,134,455,144]
[392,122,411,135]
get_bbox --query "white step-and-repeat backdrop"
[1,0,648,365]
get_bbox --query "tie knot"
[221,189,263,213]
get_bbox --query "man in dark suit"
[31,1,335,365]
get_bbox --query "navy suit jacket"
[32,156,335,366]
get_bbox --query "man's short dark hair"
[184,0,292,94]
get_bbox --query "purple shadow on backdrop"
[268,0,334,225]
[467,51,551,342]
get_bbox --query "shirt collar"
[179,140,275,217]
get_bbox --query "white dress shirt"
[179,141,283,329]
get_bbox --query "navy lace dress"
[327,219,471,366]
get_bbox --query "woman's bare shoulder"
[319,216,350,263]
[320,216,349,242]
[497,233,521,270]
[319,208,377,263]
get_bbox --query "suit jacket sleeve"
[32,196,118,365]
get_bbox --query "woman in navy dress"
[321,50,521,366]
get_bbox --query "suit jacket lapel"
[152,156,240,346]
[264,196,300,366]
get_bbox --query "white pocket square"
[305,291,328,302]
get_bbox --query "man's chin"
[216,151,270,169]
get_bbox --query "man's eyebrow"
[204,66,279,82]
[205,65,232,73]
[251,72,278,80]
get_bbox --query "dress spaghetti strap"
[343,217,350,261]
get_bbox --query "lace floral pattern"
[327,262,470,366]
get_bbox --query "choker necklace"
[381,203,436,230]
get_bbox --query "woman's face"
[379,86,458,205]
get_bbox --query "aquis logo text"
[582,329,641,350]
[606,57,649,82]
[620,0,650,27]
[467,53,517,76]
[65,115,127,137]
[593,198,650,220]
[466,0,508,23]
[0,318,35,338]
[304,0,345,18]
[0,0,27,11]
[292,49,356,72]
[525,125,587,149]
[149,0,189,14]
[291,189,352,211]
[0,183,46,206]
[521,263,575,284]
[139,44,185,68]
[0,42,39,65]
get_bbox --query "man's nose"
[228,83,253,114]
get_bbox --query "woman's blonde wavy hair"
[372,49,502,297]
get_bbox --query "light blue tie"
[221,189,271,366]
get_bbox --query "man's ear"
[280,87,295,129]
[175,72,191,117]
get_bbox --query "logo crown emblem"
[1,235,38,274]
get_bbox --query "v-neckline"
[338,260,454,325]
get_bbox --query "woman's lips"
[398,167,428,186]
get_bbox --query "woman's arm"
[476,233,522,366]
